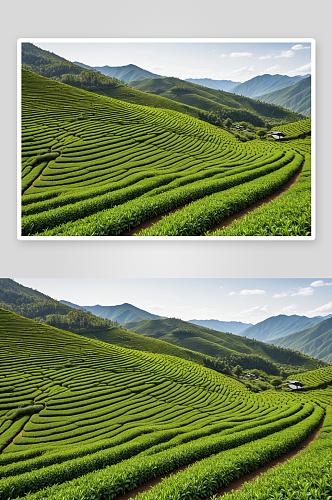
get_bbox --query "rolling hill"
[74,62,163,82]
[60,301,165,323]
[239,314,332,342]
[188,319,252,334]
[124,317,325,373]
[270,317,332,362]
[185,78,240,91]
[0,307,331,499]
[230,74,309,99]
[0,280,325,376]
[256,76,311,116]
[128,76,306,126]
[22,42,122,92]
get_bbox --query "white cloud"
[274,292,288,298]
[229,291,237,296]
[275,50,294,59]
[291,287,314,297]
[227,66,255,78]
[233,305,269,318]
[279,304,298,314]
[305,302,332,316]
[230,52,252,58]
[259,55,272,60]
[291,44,310,51]
[287,62,311,77]
[266,65,280,73]
[239,289,266,296]
[220,54,227,58]
[310,280,332,287]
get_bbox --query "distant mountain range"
[73,62,163,82]
[184,78,240,92]
[188,319,252,334]
[239,314,332,342]
[60,301,165,324]
[270,317,332,363]
[230,74,310,99]
[22,44,307,128]
[0,279,328,372]
[128,76,304,126]
[256,76,311,116]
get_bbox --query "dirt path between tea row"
[115,415,324,500]
[120,163,303,236]
[205,162,304,234]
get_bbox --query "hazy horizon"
[28,39,312,83]
[13,278,331,325]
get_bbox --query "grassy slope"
[128,76,305,123]
[0,308,331,500]
[125,318,325,371]
[272,317,332,363]
[257,77,311,116]
[0,308,247,452]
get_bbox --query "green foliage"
[270,378,283,389]
[211,154,311,236]
[234,365,243,377]
[0,308,332,500]
[21,70,311,237]
[22,43,122,92]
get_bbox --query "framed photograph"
[18,38,315,239]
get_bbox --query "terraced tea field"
[0,308,331,499]
[21,70,312,237]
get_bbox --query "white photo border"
[17,37,316,241]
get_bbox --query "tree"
[257,129,267,139]
[271,378,283,390]
[233,365,242,378]
[225,118,233,130]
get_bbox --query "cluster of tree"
[1,299,70,319]
[202,356,233,376]
[250,98,305,121]
[223,353,281,376]
[60,70,122,90]
[197,109,265,130]
[37,309,117,333]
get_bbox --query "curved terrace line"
[204,161,304,235]
[205,413,325,499]
[121,160,304,237]
[114,413,325,500]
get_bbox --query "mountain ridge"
[240,314,332,342]
[230,73,310,99]
[270,317,332,362]
[256,76,311,116]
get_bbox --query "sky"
[31,40,312,83]
[14,278,332,325]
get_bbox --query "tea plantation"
[21,70,311,237]
[0,308,331,499]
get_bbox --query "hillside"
[74,62,163,82]
[21,45,311,238]
[257,77,311,116]
[231,74,309,99]
[0,308,245,454]
[188,319,252,334]
[0,279,117,334]
[128,76,306,126]
[125,317,325,372]
[240,314,331,342]
[60,301,165,323]
[22,42,122,92]
[1,307,332,500]
[271,317,332,362]
[185,78,240,91]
